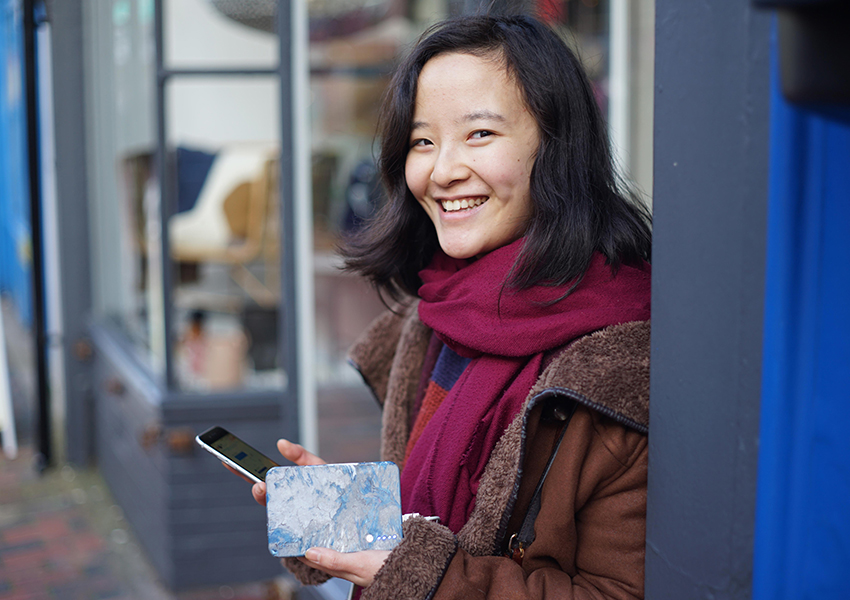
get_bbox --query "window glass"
[165,78,282,392]
[164,0,278,69]
[162,0,282,391]
[84,0,161,371]
[308,0,457,390]
[84,0,284,390]
[82,0,652,398]
[542,0,654,198]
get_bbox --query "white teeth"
[441,197,486,212]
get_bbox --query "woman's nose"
[430,146,470,187]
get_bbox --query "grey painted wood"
[93,357,170,580]
[92,332,286,589]
[647,2,771,599]
[47,0,94,466]
[175,554,282,590]
[162,397,285,423]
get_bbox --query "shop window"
[82,0,653,404]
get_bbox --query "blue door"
[753,27,850,600]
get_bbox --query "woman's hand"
[298,548,391,588]
[233,440,388,586]
[247,439,327,506]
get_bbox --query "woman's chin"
[438,242,483,261]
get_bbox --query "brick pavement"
[0,383,382,600]
[0,446,292,600]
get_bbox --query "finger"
[277,439,326,466]
[299,548,389,588]
[298,550,365,586]
[252,482,267,506]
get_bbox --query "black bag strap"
[507,401,578,565]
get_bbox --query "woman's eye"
[411,138,432,147]
[471,130,494,139]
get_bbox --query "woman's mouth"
[440,197,487,212]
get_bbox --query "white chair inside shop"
[169,142,280,305]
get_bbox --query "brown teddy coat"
[290,301,650,600]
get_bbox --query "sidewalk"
[1,443,293,600]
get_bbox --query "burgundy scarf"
[400,239,651,533]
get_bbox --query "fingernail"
[304,548,320,562]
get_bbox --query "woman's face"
[405,52,539,260]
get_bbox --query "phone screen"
[197,426,278,482]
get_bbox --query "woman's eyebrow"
[462,109,506,123]
[410,110,505,132]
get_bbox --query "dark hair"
[341,14,651,301]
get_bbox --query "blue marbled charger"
[266,462,403,557]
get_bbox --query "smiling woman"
[404,52,539,259]
[344,15,651,300]
[252,13,653,600]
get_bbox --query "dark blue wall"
[0,0,32,326]
[753,30,850,600]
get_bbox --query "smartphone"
[195,426,279,483]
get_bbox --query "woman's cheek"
[404,169,432,218]
[404,154,417,187]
